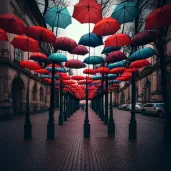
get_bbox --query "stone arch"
[32,84,38,101]
[143,79,151,102]
[39,86,44,102]
[120,92,125,104]
[11,76,25,115]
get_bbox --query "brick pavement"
[0,108,171,171]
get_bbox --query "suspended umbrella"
[125,68,139,73]
[40,75,52,79]
[46,67,67,73]
[71,45,89,55]
[44,78,52,84]
[107,74,117,80]
[20,60,42,70]
[106,51,127,63]
[0,28,8,41]
[130,59,150,68]
[105,34,131,47]
[92,75,102,80]
[108,60,126,69]
[54,37,77,52]
[30,52,49,62]
[48,53,67,63]
[83,56,104,65]
[109,80,121,84]
[78,33,103,47]
[71,75,85,80]
[44,6,72,29]
[0,14,25,35]
[65,59,86,69]
[131,31,158,46]
[116,76,131,81]
[11,35,39,52]
[109,67,125,74]
[93,17,120,36]
[78,80,92,84]
[25,26,56,43]
[46,64,61,68]
[95,67,110,74]
[111,2,138,24]
[129,47,155,62]
[83,68,96,75]
[145,4,171,29]
[60,75,70,80]
[101,46,121,54]
[34,69,50,74]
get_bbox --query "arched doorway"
[143,80,151,102]
[120,92,125,104]
[12,77,25,115]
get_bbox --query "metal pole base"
[47,123,54,140]
[58,115,64,125]
[108,122,115,135]
[104,115,108,125]
[63,112,68,121]
[84,123,90,137]
[164,124,171,140]
[129,121,137,139]
[24,123,32,140]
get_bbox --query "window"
[14,48,23,62]
[148,104,154,107]
[143,104,148,107]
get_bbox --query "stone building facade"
[0,0,59,120]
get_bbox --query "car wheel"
[158,111,164,118]
[142,110,146,116]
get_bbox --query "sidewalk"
[0,108,170,171]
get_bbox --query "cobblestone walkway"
[0,108,170,171]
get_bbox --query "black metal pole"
[47,62,55,140]
[100,74,104,121]
[104,75,109,125]
[63,92,67,121]
[59,80,63,125]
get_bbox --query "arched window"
[144,80,151,102]
[40,87,44,102]
[120,92,125,104]
[32,84,38,101]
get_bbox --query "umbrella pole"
[59,80,64,125]
[104,75,109,125]
[24,51,32,140]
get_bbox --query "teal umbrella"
[129,47,156,62]
[108,74,117,80]
[46,67,67,73]
[83,56,104,65]
[92,75,102,80]
[101,46,121,54]
[109,80,121,84]
[108,60,126,69]
[111,2,138,24]
[48,53,67,63]
[40,75,51,79]
[44,6,72,29]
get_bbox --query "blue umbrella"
[101,46,121,54]
[48,53,67,63]
[40,75,51,79]
[108,74,117,80]
[111,2,138,24]
[44,6,72,29]
[108,60,126,69]
[92,75,102,80]
[46,67,67,73]
[78,33,103,47]
[129,47,156,62]
[83,56,104,65]
[109,80,121,84]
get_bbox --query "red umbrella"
[60,76,70,80]
[125,68,139,73]
[145,4,171,29]
[72,0,102,24]
[20,60,42,70]
[83,68,96,75]
[30,52,49,62]
[71,45,89,55]
[95,67,109,74]
[0,28,8,41]
[109,67,125,74]
[63,80,77,85]
[0,14,25,35]
[106,51,127,63]
[130,59,150,68]
[71,75,85,80]
[54,37,77,52]
[78,80,92,84]
[25,26,56,43]
[93,17,120,36]
[116,76,131,81]
[105,33,131,47]
[46,64,61,68]
[11,35,39,52]
[44,78,51,84]
[65,59,86,69]
[34,69,50,74]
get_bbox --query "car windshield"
[155,104,164,108]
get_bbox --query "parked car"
[141,103,165,118]
[118,104,127,110]
[125,104,141,111]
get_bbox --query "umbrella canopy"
[108,60,126,69]
[101,46,121,54]
[83,56,104,65]
[78,80,92,84]
[109,80,121,84]
[129,47,155,62]
[95,67,109,74]
[125,68,139,73]
[83,68,96,75]
[72,0,102,24]
[131,31,157,46]
[78,32,103,47]
[71,45,89,55]
[25,26,56,43]
[93,17,120,36]
[20,60,42,70]
[11,35,39,52]
[105,33,131,47]
[145,4,171,29]
[44,6,72,28]
[130,59,150,68]
[34,69,49,74]
[54,37,77,52]
[109,67,125,74]
[46,67,67,73]
[0,14,25,35]
[0,28,8,41]
[48,53,67,63]
[107,74,117,80]
[111,2,138,24]
[46,64,61,68]
[30,52,49,62]
[71,75,85,80]
[92,75,102,80]
[65,59,86,69]
[106,51,127,63]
